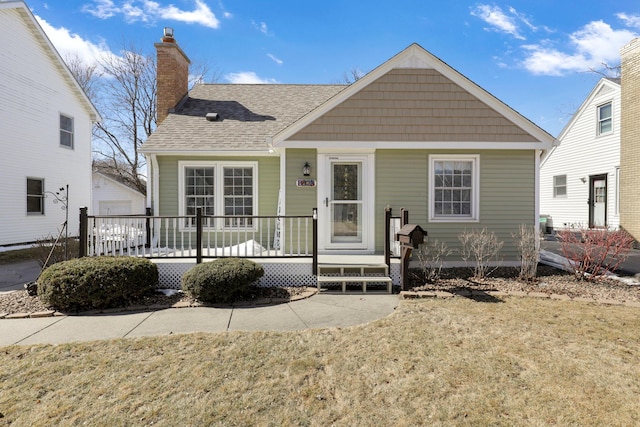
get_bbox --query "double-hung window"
[553,175,567,198]
[597,102,612,135]
[429,155,479,222]
[180,161,257,229]
[60,114,74,149]
[27,178,44,215]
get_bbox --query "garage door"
[99,201,132,215]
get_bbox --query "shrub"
[182,258,265,303]
[415,239,452,283]
[37,257,158,311]
[556,227,634,281]
[32,235,80,267]
[512,224,540,281]
[458,228,504,280]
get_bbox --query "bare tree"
[65,53,100,101]
[91,44,155,195]
[337,67,366,84]
[65,43,214,196]
[587,62,621,78]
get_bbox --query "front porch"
[77,208,408,291]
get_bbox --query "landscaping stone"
[30,310,55,318]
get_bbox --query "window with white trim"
[553,175,567,198]
[597,102,612,135]
[179,161,257,229]
[60,114,74,148]
[429,155,479,222]
[27,178,44,215]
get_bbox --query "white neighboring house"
[540,78,620,232]
[92,171,146,215]
[0,1,101,246]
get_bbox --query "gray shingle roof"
[142,84,346,152]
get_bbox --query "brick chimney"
[155,27,191,124]
[620,38,640,242]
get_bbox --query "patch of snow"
[157,289,182,296]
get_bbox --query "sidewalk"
[0,293,399,347]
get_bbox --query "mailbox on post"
[396,224,426,248]
[395,224,427,291]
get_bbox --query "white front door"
[318,154,374,252]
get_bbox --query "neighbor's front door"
[589,175,607,228]
[318,154,374,252]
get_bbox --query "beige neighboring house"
[141,34,554,264]
[92,171,146,215]
[620,38,640,243]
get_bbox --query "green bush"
[37,257,158,311]
[182,258,264,303]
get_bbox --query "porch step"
[316,263,392,293]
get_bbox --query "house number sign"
[296,179,316,187]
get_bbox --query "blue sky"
[27,0,640,136]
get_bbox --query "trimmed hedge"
[182,258,264,303]
[37,257,158,311]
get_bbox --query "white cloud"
[82,0,220,29]
[471,4,524,40]
[35,14,113,67]
[617,12,640,29]
[522,21,636,76]
[252,20,268,34]
[267,53,283,65]
[224,71,278,84]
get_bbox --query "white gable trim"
[0,2,101,122]
[271,43,554,148]
[281,140,547,150]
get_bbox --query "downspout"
[535,149,541,254]
[151,153,160,216]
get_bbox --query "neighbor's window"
[179,161,257,229]
[60,114,74,148]
[553,175,567,198]
[27,178,44,215]
[597,102,612,135]
[429,155,479,222]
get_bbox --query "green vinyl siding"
[285,149,317,216]
[284,149,317,252]
[376,149,535,262]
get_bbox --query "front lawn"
[0,297,638,426]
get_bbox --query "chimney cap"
[162,27,175,43]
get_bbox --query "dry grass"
[1,297,639,426]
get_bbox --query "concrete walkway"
[0,293,399,347]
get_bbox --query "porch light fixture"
[580,177,587,183]
[302,162,311,177]
[163,27,174,38]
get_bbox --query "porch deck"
[152,255,401,290]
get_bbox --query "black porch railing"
[79,206,402,277]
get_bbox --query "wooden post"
[312,208,318,275]
[401,247,412,291]
[79,207,88,258]
[145,207,152,249]
[401,208,409,227]
[196,208,203,264]
[384,206,392,272]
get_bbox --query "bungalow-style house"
[0,1,101,247]
[540,78,621,231]
[140,31,554,286]
[92,170,146,215]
